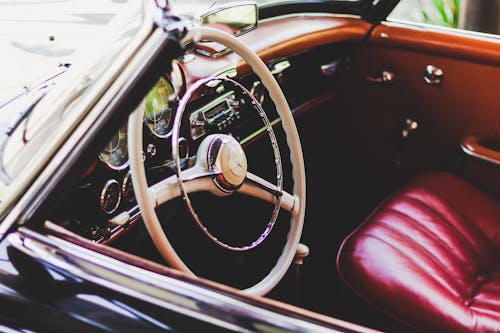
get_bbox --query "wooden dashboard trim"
[181,16,371,85]
[369,22,500,66]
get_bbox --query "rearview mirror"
[200,2,258,36]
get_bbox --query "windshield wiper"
[0,63,70,184]
[0,63,70,112]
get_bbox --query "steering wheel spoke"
[149,166,222,207]
[240,172,298,216]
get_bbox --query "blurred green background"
[390,0,499,34]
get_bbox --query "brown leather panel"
[460,136,500,200]
[463,156,500,200]
[181,16,370,86]
[346,22,500,198]
[370,23,500,66]
[345,43,500,176]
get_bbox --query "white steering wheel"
[128,26,306,296]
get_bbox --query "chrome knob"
[402,118,419,138]
[146,144,157,157]
[424,65,444,85]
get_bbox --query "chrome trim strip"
[460,144,500,166]
[384,19,500,42]
[8,228,360,333]
[240,117,281,145]
[7,230,244,332]
[212,66,238,79]
[100,179,122,214]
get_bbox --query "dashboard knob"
[147,144,157,157]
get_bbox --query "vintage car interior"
[2,0,498,332]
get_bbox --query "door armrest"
[461,136,500,166]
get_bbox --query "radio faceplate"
[189,91,241,140]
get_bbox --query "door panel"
[347,22,499,197]
[370,23,500,66]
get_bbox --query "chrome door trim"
[7,228,379,333]
[384,20,500,42]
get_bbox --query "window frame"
[258,0,400,22]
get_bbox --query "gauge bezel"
[98,125,130,171]
[143,76,177,139]
[122,170,136,203]
[178,137,189,159]
[100,179,122,214]
[98,154,130,171]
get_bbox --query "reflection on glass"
[144,77,175,138]
[201,3,258,36]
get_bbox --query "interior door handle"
[461,136,500,166]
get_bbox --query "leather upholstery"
[371,23,500,66]
[337,173,500,333]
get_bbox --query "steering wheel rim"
[128,26,306,296]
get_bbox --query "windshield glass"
[0,0,144,198]
[0,0,143,104]
[0,0,361,204]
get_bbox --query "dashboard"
[55,17,360,243]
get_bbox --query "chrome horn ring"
[172,77,283,251]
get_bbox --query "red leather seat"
[337,173,500,333]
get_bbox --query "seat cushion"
[337,172,500,333]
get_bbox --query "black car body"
[0,0,498,332]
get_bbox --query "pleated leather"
[337,173,500,333]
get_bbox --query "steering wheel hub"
[207,134,247,191]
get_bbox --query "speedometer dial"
[144,77,175,138]
[99,124,129,170]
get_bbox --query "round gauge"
[100,179,121,214]
[99,124,129,170]
[144,77,175,138]
[122,171,135,203]
[178,137,189,159]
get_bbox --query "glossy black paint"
[0,235,241,332]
